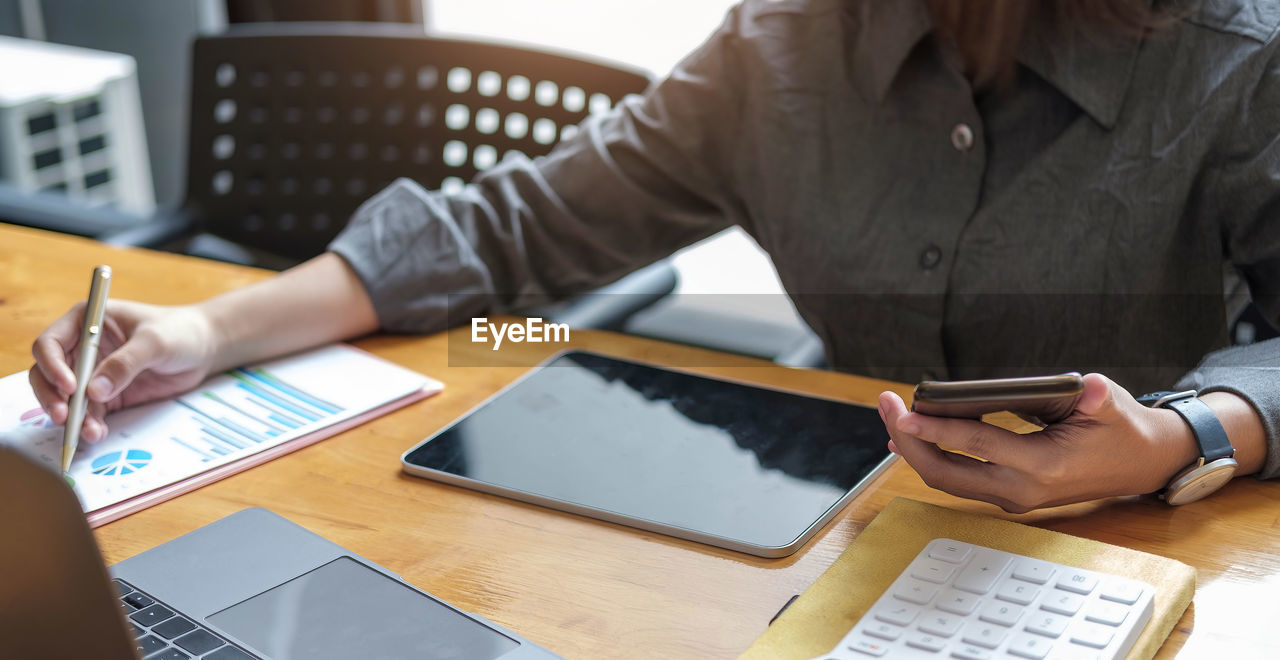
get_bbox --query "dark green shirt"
[331,0,1280,478]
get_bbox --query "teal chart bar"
[170,366,343,462]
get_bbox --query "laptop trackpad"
[208,556,518,659]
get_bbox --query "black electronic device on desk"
[401,351,895,557]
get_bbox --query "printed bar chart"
[171,367,347,463]
[0,344,437,516]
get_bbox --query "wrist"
[191,298,239,373]
[1141,406,1202,493]
[1199,391,1267,476]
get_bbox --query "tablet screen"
[403,352,892,552]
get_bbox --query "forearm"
[197,252,379,371]
[1201,392,1267,475]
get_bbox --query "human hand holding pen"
[30,253,380,446]
[31,299,219,452]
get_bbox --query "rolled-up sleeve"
[1175,341,1280,479]
[328,6,752,334]
[1175,42,1280,479]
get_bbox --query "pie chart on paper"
[90,449,153,476]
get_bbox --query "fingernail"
[887,440,899,454]
[88,376,112,400]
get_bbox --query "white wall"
[429,0,737,77]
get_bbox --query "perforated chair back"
[187,23,651,262]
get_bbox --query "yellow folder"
[742,498,1195,660]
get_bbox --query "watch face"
[1165,460,1238,506]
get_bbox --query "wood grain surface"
[2,223,1277,658]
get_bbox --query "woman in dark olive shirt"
[29,0,1280,512]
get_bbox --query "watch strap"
[1162,396,1235,462]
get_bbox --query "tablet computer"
[401,351,895,557]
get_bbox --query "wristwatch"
[1137,390,1237,505]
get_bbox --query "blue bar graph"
[237,368,343,414]
[243,392,306,425]
[269,413,300,429]
[168,365,342,464]
[171,437,215,461]
[233,382,321,422]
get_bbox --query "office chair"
[1,23,676,330]
[158,23,655,261]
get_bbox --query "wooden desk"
[2,223,1277,658]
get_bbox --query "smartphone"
[911,372,1084,424]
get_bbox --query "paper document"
[0,344,439,514]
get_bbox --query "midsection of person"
[726,0,1261,391]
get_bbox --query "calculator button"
[873,603,921,626]
[1055,570,1098,595]
[1007,632,1053,659]
[905,631,947,652]
[861,622,903,641]
[1011,559,1056,585]
[950,644,993,659]
[995,579,1040,606]
[978,601,1024,627]
[954,551,1011,594]
[1041,592,1084,616]
[918,612,964,637]
[910,558,958,584]
[1069,622,1115,648]
[847,638,889,656]
[928,540,973,564]
[961,621,1008,648]
[935,589,981,616]
[1053,649,1101,660]
[1025,612,1070,638]
[1099,580,1143,605]
[1084,602,1129,627]
[892,579,939,605]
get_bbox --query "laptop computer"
[0,446,560,659]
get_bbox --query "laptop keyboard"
[114,579,256,660]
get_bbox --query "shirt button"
[951,123,974,152]
[919,244,942,270]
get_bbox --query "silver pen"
[62,265,112,473]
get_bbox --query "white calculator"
[818,538,1154,659]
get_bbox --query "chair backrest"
[186,23,651,261]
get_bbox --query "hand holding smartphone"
[911,372,1084,425]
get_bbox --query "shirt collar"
[1016,7,1145,129]
[852,0,1144,130]
[849,0,933,103]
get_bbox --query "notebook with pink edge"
[0,343,443,526]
